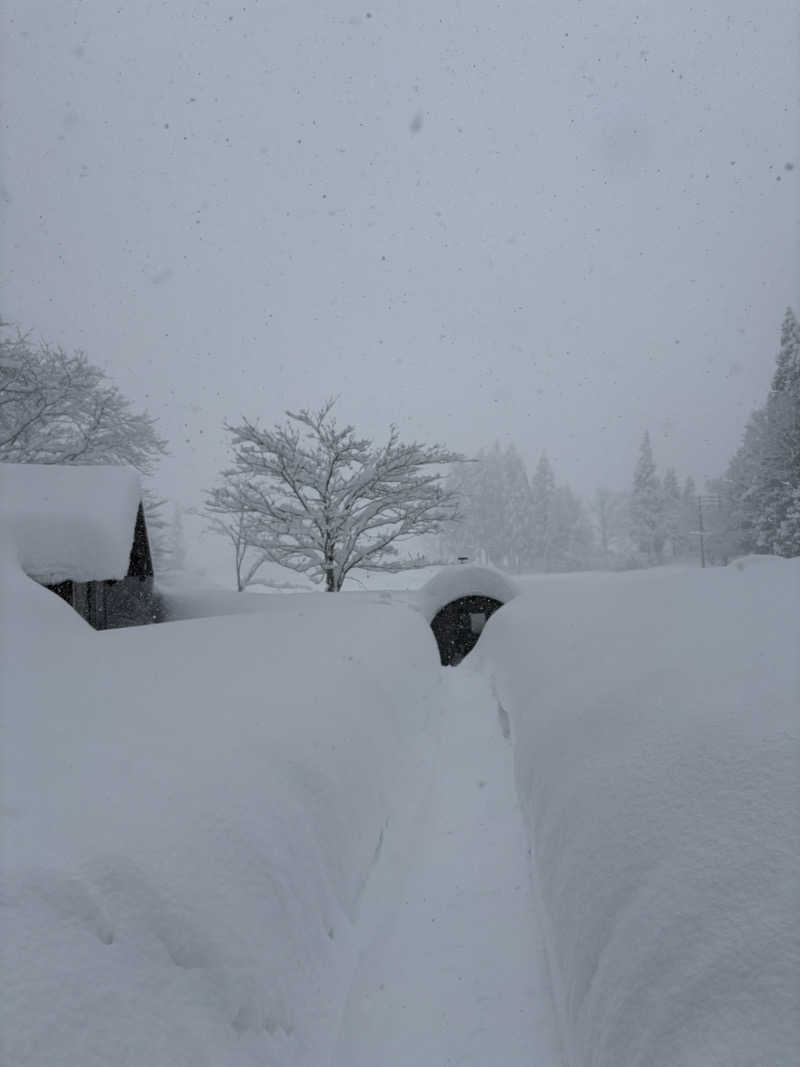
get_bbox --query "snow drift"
[477,560,800,1067]
[1,560,443,1067]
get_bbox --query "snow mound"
[414,564,520,622]
[477,559,800,1067]
[1,559,444,1067]
[0,462,142,582]
[727,553,790,571]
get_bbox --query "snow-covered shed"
[415,565,520,665]
[0,463,158,629]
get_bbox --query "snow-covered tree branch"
[0,327,167,473]
[207,400,463,590]
[206,476,271,591]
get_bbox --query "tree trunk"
[325,558,336,592]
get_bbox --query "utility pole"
[697,495,706,569]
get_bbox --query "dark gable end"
[47,498,163,630]
[104,498,162,628]
[127,502,154,579]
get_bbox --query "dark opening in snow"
[430,595,504,665]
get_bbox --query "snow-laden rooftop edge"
[0,463,142,583]
[413,564,521,622]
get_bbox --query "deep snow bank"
[477,560,800,1067]
[1,565,443,1067]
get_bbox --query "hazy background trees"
[435,425,715,573]
[438,445,596,573]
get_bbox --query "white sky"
[2,0,798,509]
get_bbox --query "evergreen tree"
[439,461,481,563]
[442,444,504,566]
[630,431,663,564]
[661,467,682,558]
[477,442,514,566]
[771,306,800,394]
[755,308,800,553]
[721,410,767,554]
[143,490,171,575]
[719,307,800,557]
[551,485,594,571]
[440,442,534,570]
[592,487,632,568]
[679,476,699,560]
[530,452,556,570]
[778,487,800,555]
[442,443,593,573]
[503,443,535,571]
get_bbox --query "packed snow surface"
[0,463,142,582]
[333,664,562,1067]
[476,558,800,1067]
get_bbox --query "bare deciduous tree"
[207,399,462,591]
[205,477,270,591]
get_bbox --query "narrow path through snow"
[332,665,564,1067]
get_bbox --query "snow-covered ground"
[1,554,445,1067]
[2,547,797,1066]
[476,557,800,1067]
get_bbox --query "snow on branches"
[0,328,167,473]
[207,399,463,591]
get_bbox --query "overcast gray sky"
[2,0,798,510]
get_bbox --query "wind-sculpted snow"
[1,563,443,1067]
[476,559,800,1067]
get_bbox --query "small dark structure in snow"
[416,565,520,665]
[430,594,504,665]
[0,463,162,630]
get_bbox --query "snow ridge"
[477,560,800,1067]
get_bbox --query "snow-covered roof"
[0,463,143,583]
[414,564,521,622]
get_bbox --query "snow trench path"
[332,665,564,1067]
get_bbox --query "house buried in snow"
[0,463,159,629]
[415,565,520,665]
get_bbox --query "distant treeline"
[437,307,800,572]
